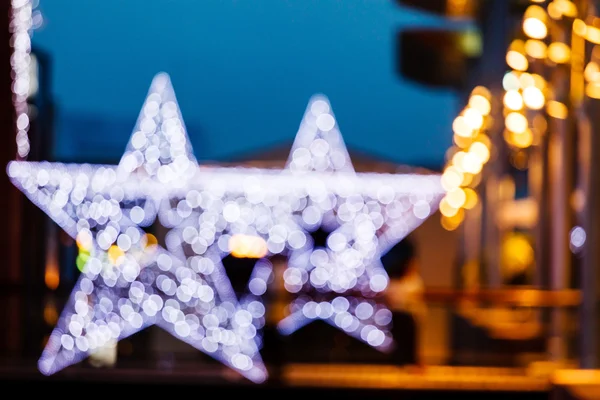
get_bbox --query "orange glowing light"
[144,233,158,249]
[229,234,268,258]
[108,245,125,265]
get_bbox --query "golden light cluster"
[578,20,600,99]
[501,71,548,150]
[501,2,565,156]
[439,86,491,231]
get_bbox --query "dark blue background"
[32,0,458,166]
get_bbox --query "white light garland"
[9,72,444,379]
[10,0,35,159]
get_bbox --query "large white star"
[160,95,445,352]
[8,73,268,383]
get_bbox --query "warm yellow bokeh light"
[461,152,483,174]
[471,86,492,100]
[519,72,535,88]
[463,108,484,130]
[441,209,465,231]
[452,151,467,171]
[144,233,158,249]
[506,51,529,71]
[452,115,474,138]
[468,94,491,116]
[462,187,479,210]
[584,61,600,82]
[501,233,534,278]
[546,100,568,119]
[531,74,546,90]
[76,229,93,251]
[548,42,571,64]
[523,6,548,39]
[512,129,534,149]
[453,134,472,149]
[229,234,268,258]
[587,26,600,44]
[469,141,490,164]
[586,82,600,99]
[439,197,459,218]
[523,18,547,40]
[522,86,545,110]
[461,172,474,187]
[573,19,587,36]
[525,39,547,59]
[503,71,521,91]
[547,2,561,19]
[554,0,578,18]
[505,112,528,134]
[441,167,464,191]
[446,188,467,209]
[504,90,524,110]
[108,245,125,266]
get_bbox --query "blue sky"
[32,0,458,167]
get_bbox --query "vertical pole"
[578,0,600,367]
[477,0,511,288]
[547,12,575,363]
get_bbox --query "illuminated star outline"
[160,95,445,353]
[8,73,268,383]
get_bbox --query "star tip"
[309,93,330,103]
[150,72,173,92]
[37,359,53,376]
[154,71,171,80]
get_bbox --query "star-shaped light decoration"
[160,95,445,353]
[8,73,268,383]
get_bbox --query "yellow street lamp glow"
[525,39,547,59]
[505,112,528,134]
[523,86,545,110]
[548,42,571,64]
[523,6,548,40]
[504,90,524,110]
